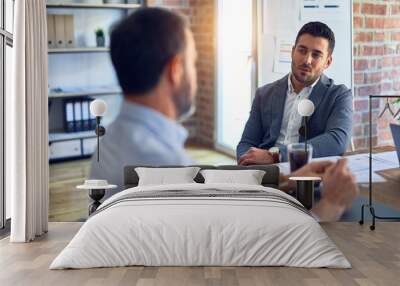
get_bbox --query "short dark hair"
[110,8,189,95]
[295,22,335,54]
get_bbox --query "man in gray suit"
[237,22,353,165]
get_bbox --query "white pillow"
[200,169,266,185]
[135,167,200,186]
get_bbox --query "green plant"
[395,97,400,124]
[95,28,104,38]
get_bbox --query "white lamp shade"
[297,99,315,117]
[90,99,107,117]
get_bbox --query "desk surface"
[344,145,396,155]
[377,167,400,182]
[360,168,400,210]
[345,147,400,220]
[277,148,399,183]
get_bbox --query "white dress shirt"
[276,74,320,145]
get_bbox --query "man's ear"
[325,54,333,69]
[167,54,184,88]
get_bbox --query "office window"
[216,0,256,153]
[5,0,13,33]
[1,0,14,229]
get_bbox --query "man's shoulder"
[256,75,288,98]
[102,120,192,164]
[321,74,351,97]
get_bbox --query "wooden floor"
[49,146,236,222]
[1,222,400,286]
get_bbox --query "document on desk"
[371,151,399,166]
[276,152,398,183]
[333,153,394,183]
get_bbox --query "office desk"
[277,146,400,221]
[343,147,400,222]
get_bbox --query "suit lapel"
[308,74,329,114]
[271,75,289,138]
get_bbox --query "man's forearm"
[279,179,346,221]
[236,142,253,159]
[311,199,346,222]
[308,131,349,158]
[278,174,297,194]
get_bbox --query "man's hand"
[280,160,334,192]
[238,147,274,166]
[311,158,359,222]
[290,160,334,178]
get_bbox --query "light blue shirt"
[90,101,194,186]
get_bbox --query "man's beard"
[173,73,195,122]
[292,62,319,86]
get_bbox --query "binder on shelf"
[74,100,83,132]
[54,14,66,48]
[89,99,97,130]
[47,14,56,48]
[82,100,90,131]
[65,101,74,132]
[64,14,75,48]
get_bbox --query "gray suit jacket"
[236,74,353,160]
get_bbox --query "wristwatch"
[269,147,281,163]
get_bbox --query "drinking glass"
[287,143,313,172]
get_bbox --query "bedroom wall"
[353,0,400,149]
[148,0,216,147]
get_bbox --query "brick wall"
[148,0,215,147]
[189,0,215,147]
[353,0,400,149]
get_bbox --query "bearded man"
[90,8,197,186]
[237,22,353,165]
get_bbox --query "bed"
[50,165,350,269]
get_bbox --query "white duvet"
[50,183,350,269]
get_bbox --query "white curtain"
[8,0,49,242]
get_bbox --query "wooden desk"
[344,146,400,209]
[360,168,400,210]
[353,147,400,228]
[377,167,400,182]
[344,145,395,155]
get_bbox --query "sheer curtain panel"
[9,0,48,242]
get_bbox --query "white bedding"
[50,183,350,269]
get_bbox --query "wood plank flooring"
[49,146,236,222]
[49,159,91,222]
[1,222,400,286]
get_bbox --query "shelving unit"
[49,131,97,142]
[47,0,144,162]
[49,86,121,98]
[48,131,97,162]
[46,3,141,9]
[48,47,110,53]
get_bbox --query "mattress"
[50,183,350,269]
